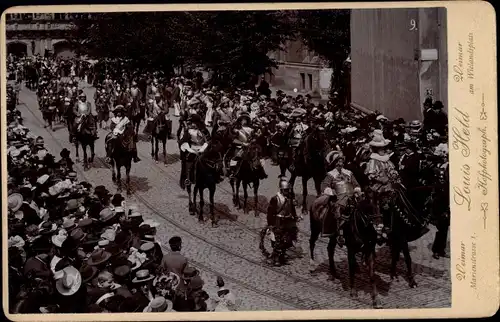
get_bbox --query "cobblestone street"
[16,81,451,310]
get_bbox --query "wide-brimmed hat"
[70,228,88,243]
[368,130,391,148]
[39,221,57,235]
[114,265,131,278]
[101,229,116,242]
[132,269,155,283]
[80,264,99,283]
[237,112,251,123]
[100,208,117,223]
[62,218,78,231]
[139,242,155,252]
[111,194,125,206]
[8,193,23,212]
[409,120,422,129]
[51,230,68,247]
[55,266,82,296]
[113,105,126,114]
[376,114,388,121]
[325,150,345,165]
[65,199,80,212]
[289,108,306,118]
[87,248,112,266]
[143,297,173,312]
[188,113,202,124]
[77,218,94,229]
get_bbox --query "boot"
[337,231,345,248]
[259,165,268,179]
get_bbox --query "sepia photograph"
[4,6,452,315]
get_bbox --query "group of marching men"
[13,56,450,261]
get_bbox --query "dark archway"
[53,41,76,60]
[7,42,28,57]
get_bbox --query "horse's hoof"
[211,221,219,228]
[309,260,317,273]
[350,290,358,298]
[373,300,382,309]
[408,278,417,288]
[155,160,158,164]
[164,163,168,167]
[243,208,249,214]
[254,212,259,217]
[112,176,116,183]
[390,274,399,282]
[126,190,132,197]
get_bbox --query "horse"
[150,112,170,165]
[105,126,134,195]
[309,192,382,308]
[72,114,97,170]
[230,141,263,217]
[187,142,223,226]
[127,98,145,140]
[286,128,328,215]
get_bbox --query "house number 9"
[410,19,418,31]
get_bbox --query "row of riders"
[24,58,449,308]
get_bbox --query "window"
[300,73,305,90]
[308,74,313,90]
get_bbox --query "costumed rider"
[105,105,141,164]
[230,112,267,180]
[286,108,309,159]
[322,151,362,247]
[365,129,399,240]
[179,114,219,188]
[73,91,98,140]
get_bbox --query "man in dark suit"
[160,236,188,276]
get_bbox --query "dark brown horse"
[150,112,170,165]
[188,142,223,226]
[285,128,328,215]
[105,126,134,195]
[230,141,263,217]
[127,98,144,139]
[309,193,381,308]
[73,114,97,170]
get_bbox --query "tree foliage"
[73,11,296,85]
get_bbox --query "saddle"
[311,195,338,237]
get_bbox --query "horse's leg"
[289,172,297,199]
[198,188,205,223]
[301,176,309,215]
[235,178,242,209]
[390,238,402,281]
[253,180,259,217]
[314,176,322,197]
[154,138,159,163]
[187,183,194,215]
[111,159,116,182]
[126,163,132,196]
[74,140,80,163]
[150,136,155,159]
[116,164,122,192]
[348,247,358,298]
[309,216,321,272]
[210,185,217,226]
[82,144,88,170]
[230,177,237,207]
[327,236,339,280]
[162,138,167,166]
[90,141,95,163]
[367,249,381,308]
[402,241,417,288]
[242,181,249,214]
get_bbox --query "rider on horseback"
[73,92,98,141]
[286,108,309,162]
[180,114,219,188]
[229,112,268,180]
[105,105,141,163]
[322,151,362,247]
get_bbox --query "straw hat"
[87,248,112,266]
[368,129,391,148]
[55,266,82,296]
[100,208,117,223]
[8,193,23,212]
[143,297,173,312]
[325,150,344,165]
[132,269,155,283]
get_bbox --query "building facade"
[350,8,448,121]
[4,13,86,58]
[264,39,332,100]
